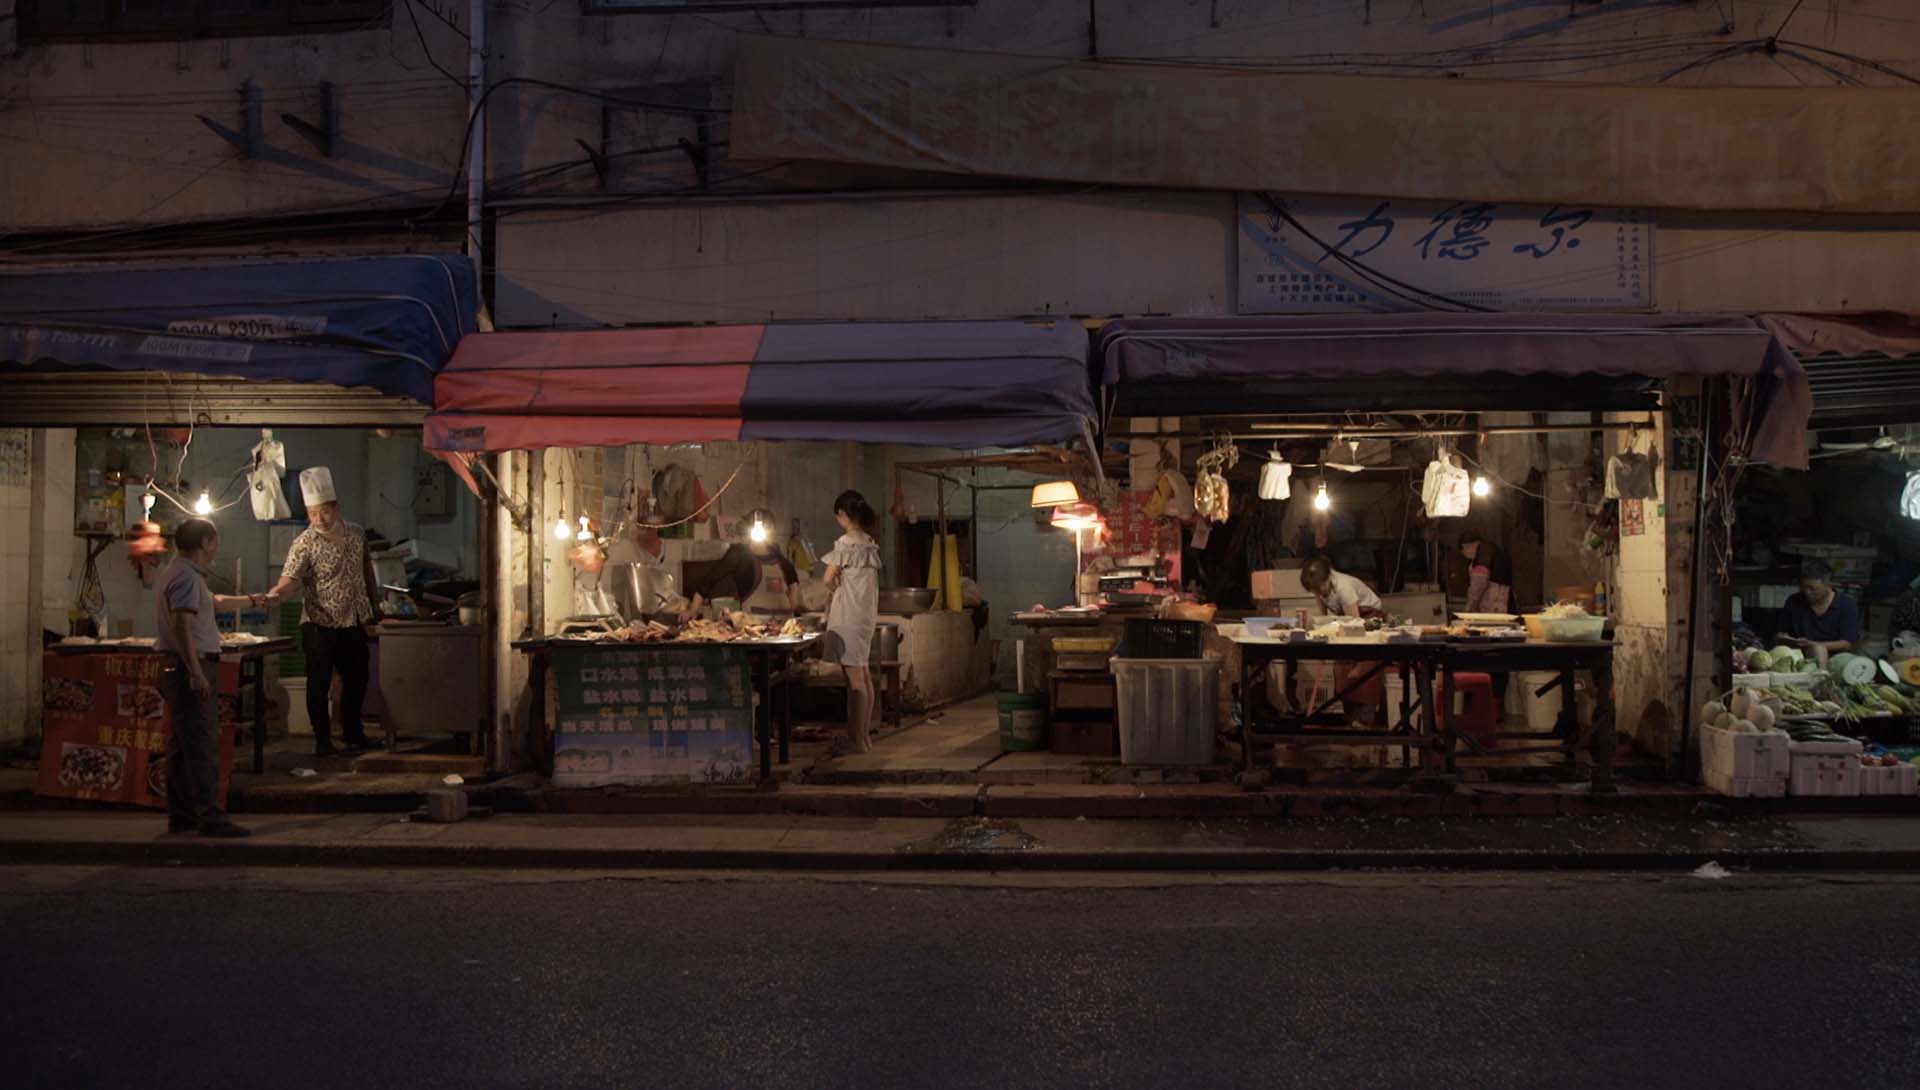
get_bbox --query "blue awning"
[0,254,478,404]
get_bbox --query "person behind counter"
[262,467,381,758]
[823,491,882,756]
[1299,556,1387,726]
[1459,529,1514,614]
[1776,559,1860,668]
[156,518,255,839]
[679,510,804,620]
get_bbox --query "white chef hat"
[299,466,337,507]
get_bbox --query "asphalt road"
[2,866,1917,1089]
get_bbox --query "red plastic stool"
[1444,672,1500,749]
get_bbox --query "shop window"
[19,0,390,42]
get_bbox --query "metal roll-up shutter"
[1803,354,1920,429]
[0,372,428,428]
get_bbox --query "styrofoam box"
[1858,763,1920,797]
[1113,657,1221,765]
[1704,767,1788,798]
[1701,723,1791,782]
[1791,754,1862,797]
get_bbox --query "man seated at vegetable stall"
[1774,559,1861,669]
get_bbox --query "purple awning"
[1097,313,1811,468]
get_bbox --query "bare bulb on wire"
[553,515,572,541]
[576,516,594,542]
[1471,475,1492,498]
[1312,482,1331,512]
[141,489,157,517]
[749,518,769,545]
[193,491,213,516]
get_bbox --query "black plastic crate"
[1122,618,1206,660]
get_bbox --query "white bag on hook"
[249,431,291,521]
[1422,457,1471,518]
[1258,451,1293,501]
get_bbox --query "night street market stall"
[425,318,1099,784]
[1,255,484,795]
[1700,312,1920,797]
[1089,313,1810,785]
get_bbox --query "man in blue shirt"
[1776,559,1861,669]
[155,518,259,838]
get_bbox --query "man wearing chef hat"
[264,467,382,757]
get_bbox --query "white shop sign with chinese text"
[1237,194,1651,313]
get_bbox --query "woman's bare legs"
[844,665,874,753]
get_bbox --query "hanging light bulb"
[193,491,213,516]
[576,515,594,542]
[1471,474,1492,498]
[749,515,769,544]
[1312,481,1331,512]
[553,514,572,540]
[141,487,157,517]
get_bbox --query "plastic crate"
[1112,657,1220,765]
[1122,618,1207,659]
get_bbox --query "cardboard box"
[1252,568,1307,600]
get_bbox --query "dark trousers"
[165,654,226,828]
[302,623,371,748]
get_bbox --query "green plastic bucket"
[997,691,1047,752]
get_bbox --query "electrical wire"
[403,0,470,90]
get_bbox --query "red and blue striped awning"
[424,319,1095,452]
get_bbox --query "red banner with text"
[37,653,239,810]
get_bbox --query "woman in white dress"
[823,490,882,755]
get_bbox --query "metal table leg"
[777,651,791,766]
[756,650,773,784]
[248,653,266,774]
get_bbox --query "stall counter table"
[1231,637,1443,773]
[1231,636,1618,788]
[515,635,820,785]
[44,637,293,778]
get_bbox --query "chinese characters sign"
[36,653,239,809]
[551,645,753,787]
[1238,195,1650,313]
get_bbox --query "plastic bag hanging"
[1421,456,1471,518]
[1901,471,1920,520]
[1258,450,1293,501]
[248,430,291,521]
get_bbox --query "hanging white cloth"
[249,432,291,521]
[1422,457,1471,518]
[1901,470,1920,520]
[1258,451,1293,501]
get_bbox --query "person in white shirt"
[1300,556,1387,726]
[822,491,882,756]
[1301,556,1384,619]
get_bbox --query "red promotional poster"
[37,653,239,810]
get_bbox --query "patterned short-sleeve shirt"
[283,522,376,628]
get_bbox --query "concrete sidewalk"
[4,809,1919,872]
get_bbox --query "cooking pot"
[878,587,939,615]
[874,622,902,664]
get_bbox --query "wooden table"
[1231,636,1618,788]
[48,638,293,774]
